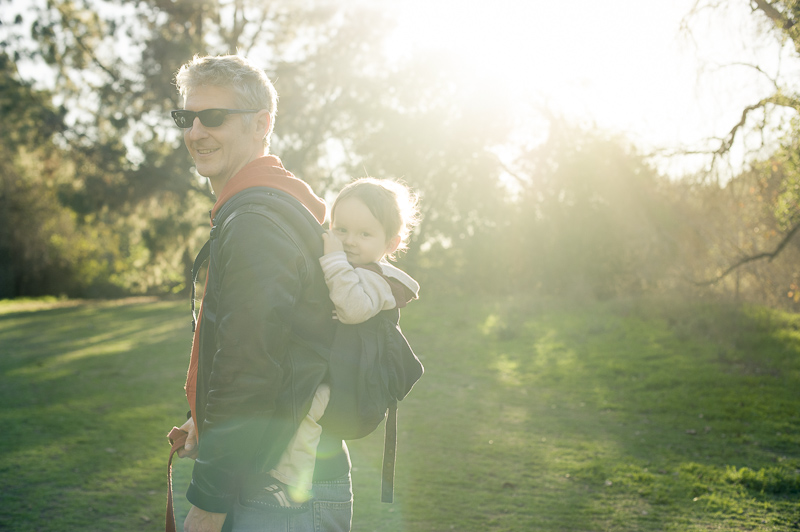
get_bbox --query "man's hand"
[177,417,198,459]
[322,229,344,255]
[183,506,226,532]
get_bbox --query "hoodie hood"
[210,155,327,224]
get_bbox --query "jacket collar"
[209,155,327,224]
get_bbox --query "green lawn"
[1,293,798,531]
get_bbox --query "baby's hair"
[331,178,421,261]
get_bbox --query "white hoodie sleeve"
[319,251,397,324]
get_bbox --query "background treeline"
[2,0,800,308]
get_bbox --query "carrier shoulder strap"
[190,188,322,331]
[381,401,398,503]
[190,239,211,332]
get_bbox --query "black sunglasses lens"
[172,111,193,128]
[198,109,227,127]
[172,109,236,128]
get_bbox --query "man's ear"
[254,109,270,139]
[386,235,401,254]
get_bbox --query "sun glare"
[387,1,695,132]
[383,0,786,176]
[386,1,570,103]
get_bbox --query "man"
[171,54,352,532]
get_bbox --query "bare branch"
[652,91,800,183]
[716,99,770,155]
[492,155,530,187]
[680,0,728,34]
[694,219,800,285]
[715,61,781,90]
[705,93,799,166]
[53,2,119,83]
[243,7,272,55]
[751,0,795,29]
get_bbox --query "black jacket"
[187,188,348,513]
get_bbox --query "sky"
[386,0,800,177]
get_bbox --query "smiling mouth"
[195,148,218,156]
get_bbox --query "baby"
[267,178,421,506]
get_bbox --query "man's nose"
[186,118,209,140]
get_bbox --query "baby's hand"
[322,229,344,255]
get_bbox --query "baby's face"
[330,197,395,265]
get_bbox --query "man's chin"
[193,163,216,178]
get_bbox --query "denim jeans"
[230,473,352,532]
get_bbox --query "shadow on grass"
[0,299,192,530]
[3,296,799,532]
[385,296,800,532]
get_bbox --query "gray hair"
[175,54,278,149]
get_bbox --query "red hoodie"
[185,155,327,435]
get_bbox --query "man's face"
[182,85,265,193]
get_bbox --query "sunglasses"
[170,108,260,128]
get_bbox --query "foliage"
[674,1,800,297]
[0,52,114,297]
[268,10,515,275]
[2,0,520,296]
[6,0,800,306]
[0,1,213,297]
[438,121,690,299]
[2,294,800,530]
[667,126,800,309]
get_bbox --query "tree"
[491,119,687,298]
[682,0,800,283]
[0,0,343,296]
[2,0,521,295]
[0,51,124,297]
[2,0,707,301]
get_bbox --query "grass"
[1,293,799,531]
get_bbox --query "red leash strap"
[166,427,189,532]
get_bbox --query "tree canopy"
[2,0,799,307]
